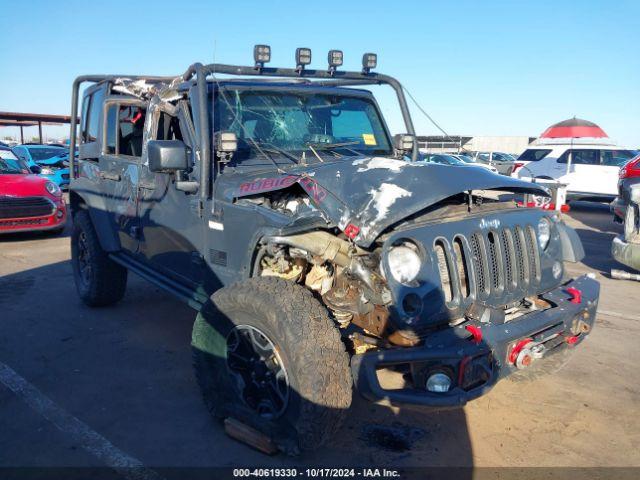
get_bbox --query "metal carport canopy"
[0,111,76,143]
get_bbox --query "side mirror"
[148,140,189,173]
[29,165,42,174]
[393,134,415,156]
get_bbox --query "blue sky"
[1,0,638,146]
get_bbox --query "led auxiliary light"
[253,44,271,68]
[295,48,312,72]
[327,50,343,74]
[362,53,377,73]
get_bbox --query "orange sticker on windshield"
[362,134,377,146]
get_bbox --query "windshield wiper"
[242,138,287,173]
[251,141,300,164]
[306,141,362,157]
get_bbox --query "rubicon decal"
[237,175,328,204]
[298,177,328,203]
[239,175,297,194]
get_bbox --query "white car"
[512,140,638,201]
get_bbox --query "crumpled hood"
[223,156,548,248]
[36,155,68,168]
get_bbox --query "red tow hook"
[508,338,533,365]
[465,325,482,344]
[565,335,579,345]
[566,287,582,304]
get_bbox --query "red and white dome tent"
[539,117,608,139]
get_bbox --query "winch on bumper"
[351,275,599,408]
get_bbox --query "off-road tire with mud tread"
[192,277,352,455]
[71,210,127,307]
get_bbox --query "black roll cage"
[69,63,418,206]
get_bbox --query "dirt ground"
[0,200,638,473]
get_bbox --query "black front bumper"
[351,274,599,408]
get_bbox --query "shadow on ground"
[0,259,474,472]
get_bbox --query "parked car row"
[0,146,67,235]
[11,143,71,190]
[465,151,517,175]
[420,153,499,173]
[420,151,512,175]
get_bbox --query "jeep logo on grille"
[480,218,501,230]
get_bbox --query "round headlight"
[45,181,62,197]
[40,167,54,175]
[537,217,551,250]
[387,243,422,284]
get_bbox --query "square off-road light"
[327,50,343,70]
[216,131,238,153]
[296,48,312,69]
[253,44,271,67]
[394,134,415,153]
[362,53,377,73]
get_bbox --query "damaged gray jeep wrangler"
[68,46,600,453]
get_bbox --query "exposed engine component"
[237,191,317,217]
[305,264,333,295]
[260,230,395,339]
[264,231,360,268]
[260,254,304,281]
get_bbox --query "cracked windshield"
[215,89,392,164]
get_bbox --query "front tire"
[71,210,127,307]
[192,277,352,454]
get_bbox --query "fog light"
[552,261,563,279]
[56,209,64,218]
[426,373,452,393]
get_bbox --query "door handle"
[100,171,121,181]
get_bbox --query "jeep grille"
[434,224,541,306]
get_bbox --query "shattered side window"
[215,89,392,164]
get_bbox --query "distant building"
[417,135,535,155]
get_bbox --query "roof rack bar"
[70,62,419,181]
[183,63,418,161]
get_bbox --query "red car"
[0,147,67,234]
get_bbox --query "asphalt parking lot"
[1,201,639,474]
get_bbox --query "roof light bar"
[327,50,343,75]
[295,47,312,73]
[253,44,271,69]
[362,53,377,73]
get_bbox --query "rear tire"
[192,277,352,455]
[71,210,127,307]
